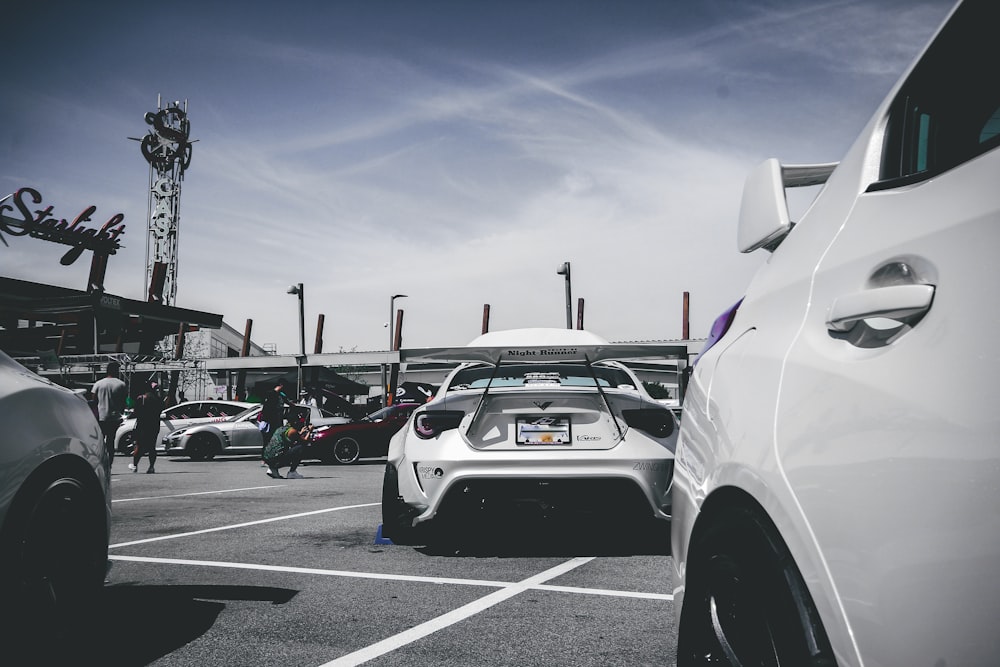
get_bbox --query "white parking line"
[108,503,380,549]
[535,583,672,601]
[109,505,672,665]
[111,485,284,503]
[320,557,596,666]
[109,555,513,588]
[106,554,673,602]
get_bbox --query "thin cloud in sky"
[1,0,955,355]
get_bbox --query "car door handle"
[827,284,935,332]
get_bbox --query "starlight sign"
[0,187,125,265]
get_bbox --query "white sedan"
[671,2,1000,665]
[381,328,679,545]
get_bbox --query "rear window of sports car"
[446,363,634,390]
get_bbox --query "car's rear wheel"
[380,464,419,544]
[0,468,107,632]
[187,433,217,461]
[117,430,135,455]
[332,437,360,464]
[677,505,836,667]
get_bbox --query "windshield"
[446,363,634,391]
[232,405,262,421]
[362,406,399,421]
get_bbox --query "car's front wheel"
[116,430,135,454]
[332,437,360,464]
[677,505,836,667]
[0,464,108,632]
[186,433,218,461]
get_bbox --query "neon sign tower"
[136,95,193,306]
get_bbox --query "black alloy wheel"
[187,433,218,461]
[1,474,107,630]
[333,437,361,464]
[677,506,837,667]
[380,464,418,544]
[117,430,135,454]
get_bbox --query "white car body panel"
[672,3,1000,665]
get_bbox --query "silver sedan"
[163,403,348,460]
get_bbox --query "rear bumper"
[435,473,671,521]
[399,456,673,525]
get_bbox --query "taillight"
[414,410,464,439]
[622,408,675,438]
[695,297,743,365]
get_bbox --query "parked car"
[0,349,110,635]
[671,2,1000,665]
[162,403,346,460]
[114,399,252,453]
[307,402,421,464]
[380,328,678,544]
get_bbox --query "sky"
[1,0,956,355]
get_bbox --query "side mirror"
[737,159,838,253]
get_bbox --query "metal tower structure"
[135,95,193,306]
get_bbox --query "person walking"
[259,379,289,461]
[263,423,314,479]
[92,361,127,467]
[130,381,164,474]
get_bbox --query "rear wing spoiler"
[401,343,691,365]
[781,162,838,187]
[738,159,839,253]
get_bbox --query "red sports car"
[307,403,420,464]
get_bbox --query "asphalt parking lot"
[35,454,677,666]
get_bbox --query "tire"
[116,430,135,455]
[187,433,218,461]
[0,470,107,632]
[677,506,836,667]
[332,437,360,464]
[380,464,418,544]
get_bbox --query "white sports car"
[380,328,679,544]
[672,2,1000,665]
[0,349,110,636]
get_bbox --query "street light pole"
[287,283,305,398]
[556,262,572,329]
[384,294,408,408]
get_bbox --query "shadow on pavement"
[413,513,671,558]
[12,584,297,666]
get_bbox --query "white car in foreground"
[0,349,110,636]
[380,328,679,544]
[671,2,1000,665]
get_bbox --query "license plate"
[516,416,571,445]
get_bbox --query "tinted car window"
[165,403,207,419]
[876,1,998,188]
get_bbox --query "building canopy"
[0,276,222,357]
